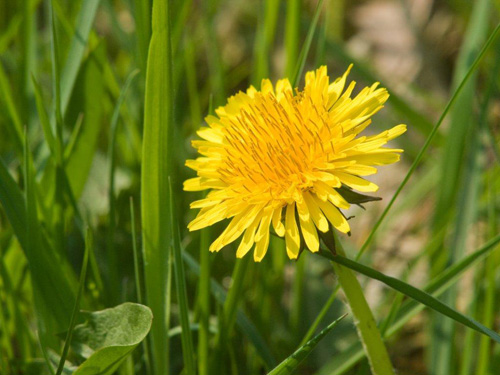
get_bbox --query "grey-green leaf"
[71,303,152,375]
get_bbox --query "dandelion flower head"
[184,66,406,261]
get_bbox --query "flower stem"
[329,235,395,375]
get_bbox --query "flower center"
[219,91,336,203]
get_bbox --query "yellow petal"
[296,198,319,252]
[314,181,350,209]
[303,192,329,232]
[272,206,285,237]
[314,195,350,233]
[236,212,262,258]
[285,203,300,260]
[328,64,352,107]
[254,228,270,262]
[209,204,263,251]
[255,207,274,242]
[334,172,379,192]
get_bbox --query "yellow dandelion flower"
[184,65,406,262]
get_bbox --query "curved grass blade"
[322,232,500,375]
[58,0,101,118]
[357,22,500,259]
[0,159,27,248]
[285,0,300,78]
[32,75,57,157]
[318,245,500,344]
[326,40,436,140]
[0,62,23,152]
[291,0,325,86]
[268,314,347,375]
[55,228,91,375]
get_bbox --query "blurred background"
[0,0,499,374]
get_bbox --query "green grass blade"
[184,38,202,129]
[252,0,280,83]
[318,247,500,345]
[130,197,151,375]
[285,0,300,78]
[430,2,491,371]
[268,314,347,375]
[49,0,65,256]
[32,75,57,157]
[170,180,196,374]
[107,69,139,297]
[24,130,77,348]
[58,0,101,117]
[201,3,226,106]
[357,22,500,259]
[0,159,27,248]
[55,228,90,375]
[291,0,325,87]
[141,0,174,373]
[0,62,24,152]
[320,233,500,374]
[132,0,151,73]
[198,224,211,375]
[326,40,436,140]
[183,251,278,369]
[299,284,340,346]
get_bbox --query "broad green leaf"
[70,303,152,375]
[141,1,174,374]
[268,314,347,375]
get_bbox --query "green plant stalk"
[198,226,211,375]
[329,236,395,375]
[223,256,251,333]
[170,181,196,374]
[290,255,306,334]
[130,197,151,375]
[323,232,500,375]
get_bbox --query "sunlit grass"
[0,1,499,375]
